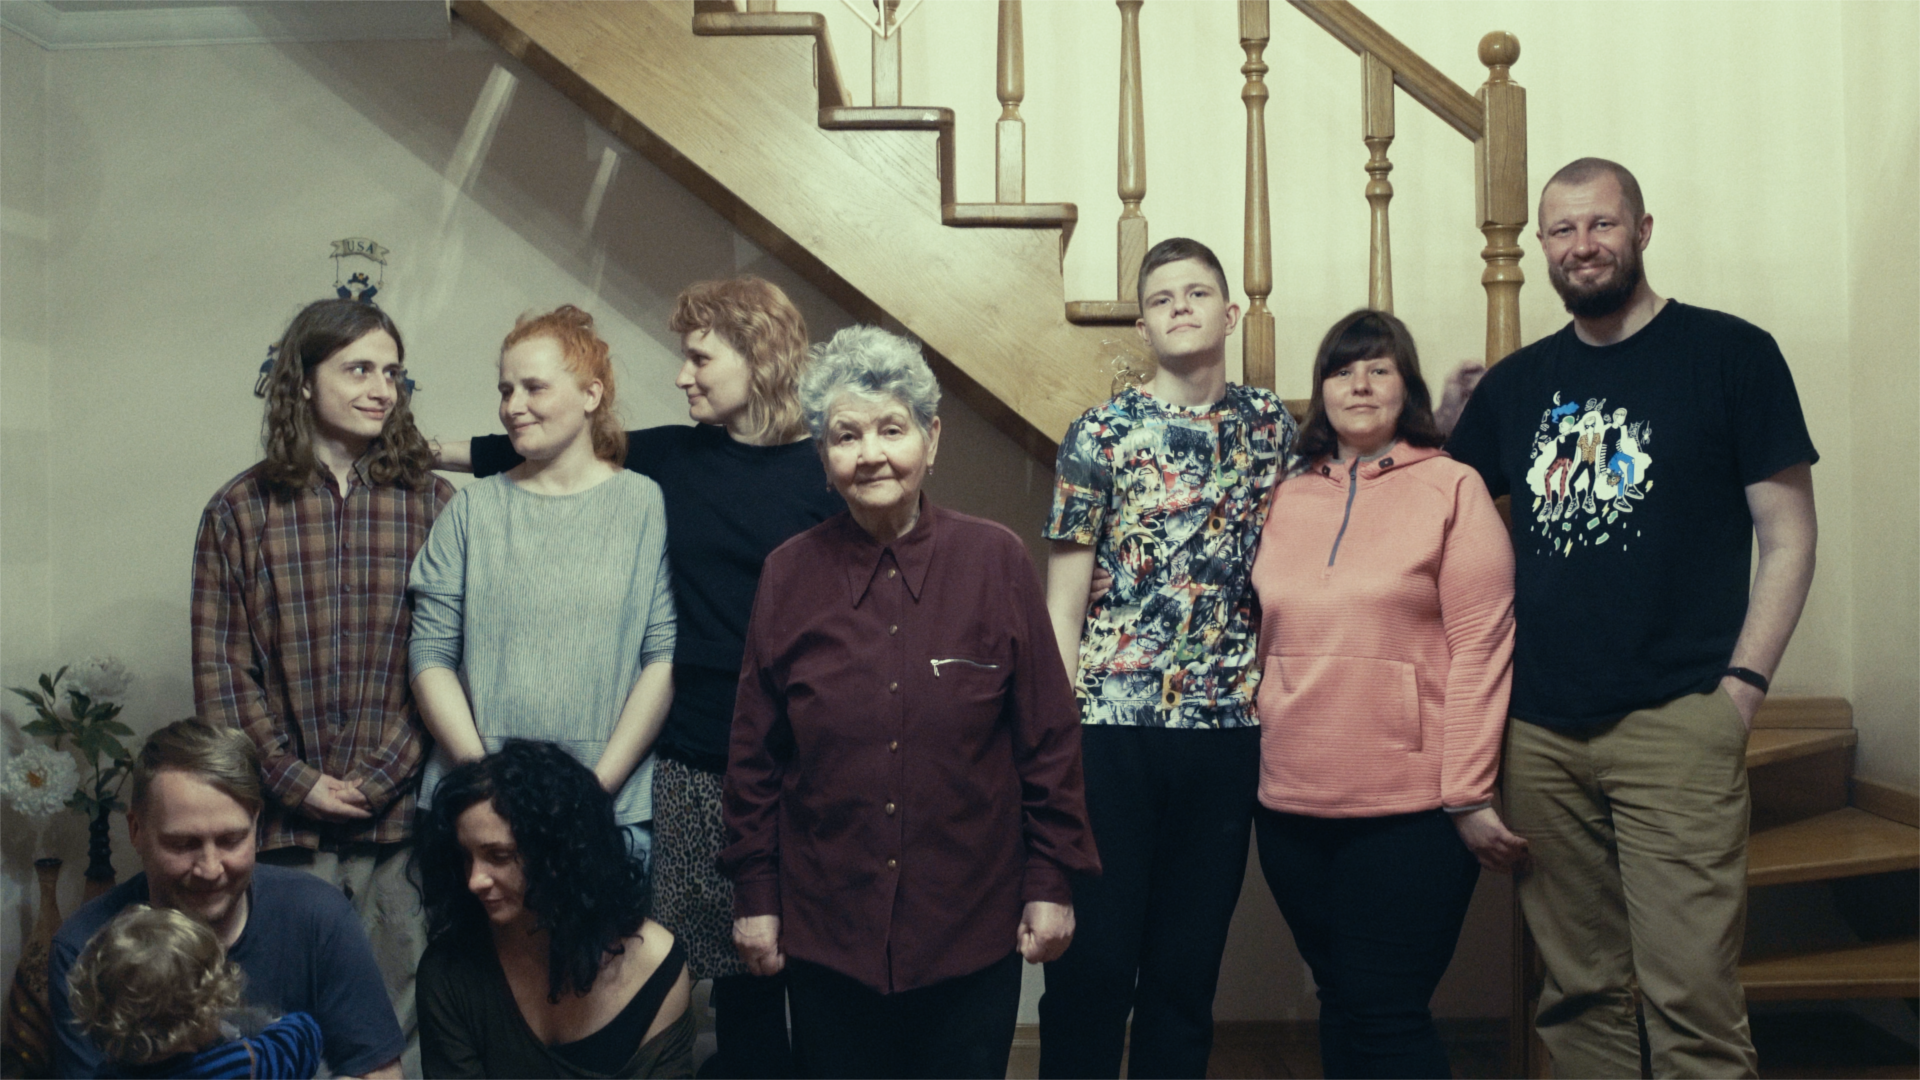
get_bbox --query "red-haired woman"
[435,278,840,1076]
[410,305,677,881]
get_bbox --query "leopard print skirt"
[651,756,749,980]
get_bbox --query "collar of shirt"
[838,493,939,606]
[309,447,382,495]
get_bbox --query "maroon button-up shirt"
[721,499,1100,994]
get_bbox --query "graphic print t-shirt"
[1045,385,1294,729]
[1446,302,1817,732]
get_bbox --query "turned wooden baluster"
[1362,51,1395,312]
[1475,31,1525,364]
[996,0,1025,203]
[1116,0,1148,301]
[1240,0,1274,390]
[874,0,902,107]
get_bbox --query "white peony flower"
[2,744,78,817]
[65,656,133,702]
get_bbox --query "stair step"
[945,203,1078,228]
[1747,727,1856,769]
[1065,300,1142,325]
[819,106,952,130]
[1749,807,1920,887]
[1739,938,1920,1000]
[1752,695,1853,729]
[692,11,850,108]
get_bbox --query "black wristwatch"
[1723,666,1770,694]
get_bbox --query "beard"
[1549,244,1643,319]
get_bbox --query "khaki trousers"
[261,842,424,1078]
[1506,688,1759,1079]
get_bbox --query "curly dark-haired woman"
[415,740,694,1079]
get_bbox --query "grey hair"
[800,325,941,438]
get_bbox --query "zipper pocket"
[930,658,1001,677]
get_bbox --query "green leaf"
[99,735,130,762]
[103,719,134,737]
[65,791,89,814]
[7,686,46,707]
[66,690,93,718]
[39,673,57,697]
[22,718,61,738]
[99,702,123,722]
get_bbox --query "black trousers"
[1255,806,1480,1079]
[786,952,1022,1079]
[1039,725,1260,1079]
[705,971,793,1079]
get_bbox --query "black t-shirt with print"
[1447,301,1818,732]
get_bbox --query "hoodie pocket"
[1257,652,1425,807]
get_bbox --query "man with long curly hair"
[189,298,452,1073]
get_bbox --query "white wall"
[1841,0,1920,792]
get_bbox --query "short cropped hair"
[502,305,627,465]
[67,905,246,1065]
[799,326,941,439]
[668,277,812,445]
[1540,157,1646,224]
[130,720,264,818]
[1293,309,1445,464]
[1136,237,1231,309]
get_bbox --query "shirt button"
[889,740,899,752]
[889,624,898,635]
[341,583,351,593]
[887,568,897,579]
[885,802,897,815]
[886,857,898,869]
[889,681,899,693]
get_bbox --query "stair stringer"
[455,0,1118,460]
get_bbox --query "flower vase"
[1,858,64,1079]
[81,808,114,901]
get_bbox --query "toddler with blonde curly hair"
[67,905,321,1079]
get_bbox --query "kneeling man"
[50,720,405,1079]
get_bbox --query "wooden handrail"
[1362,50,1394,312]
[1289,0,1482,140]
[996,0,1025,203]
[1116,0,1148,302]
[1240,0,1274,391]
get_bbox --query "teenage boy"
[1038,238,1296,1078]
[191,298,450,1075]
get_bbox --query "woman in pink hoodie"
[1250,309,1523,1079]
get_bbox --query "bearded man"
[1444,158,1819,1078]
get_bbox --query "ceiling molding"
[1,1,449,50]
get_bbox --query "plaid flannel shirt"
[191,455,452,849]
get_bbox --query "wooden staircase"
[1739,699,1920,1004]
[452,0,1118,461]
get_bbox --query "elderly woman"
[721,326,1100,1080]
[437,278,841,1076]
[1250,309,1522,1079]
[415,740,693,1078]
